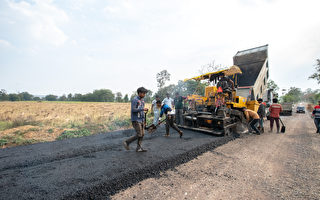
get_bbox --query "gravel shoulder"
[112,112,320,200]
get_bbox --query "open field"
[0,101,151,148]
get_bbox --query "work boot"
[179,131,183,138]
[123,141,129,150]
[261,128,264,133]
[136,147,147,152]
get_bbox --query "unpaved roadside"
[112,112,320,200]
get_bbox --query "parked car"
[296,106,305,113]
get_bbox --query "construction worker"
[159,103,183,138]
[174,92,186,125]
[269,98,283,133]
[151,95,161,125]
[123,87,149,152]
[312,100,320,133]
[217,73,234,101]
[257,98,266,133]
[162,93,174,109]
[243,107,260,135]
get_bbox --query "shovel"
[279,118,286,133]
[145,118,166,134]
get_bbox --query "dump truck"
[280,102,293,116]
[179,66,259,136]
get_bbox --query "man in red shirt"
[269,98,283,133]
[312,100,320,133]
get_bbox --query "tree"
[115,92,123,102]
[155,84,176,100]
[0,89,9,101]
[59,94,67,101]
[198,60,225,74]
[92,89,114,102]
[281,87,302,103]
[33,97,41,101]
[8,93,20,101]
[144,90,153,103]
[267,79,279,97]
[309,59,320,84]
[123,94,129,103]
[67,93,73,101]
[19,92,33,101]
[156,70,171,88]
[45,95,58,101]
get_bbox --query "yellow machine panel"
[205,86,217,97]
[246,100,260,112]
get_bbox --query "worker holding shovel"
[159,103,183,138]
[123,87,149,152]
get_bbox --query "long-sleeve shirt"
[160,104,172,118]
[131,96,145,122]
[313,105,320,118]
[257,104,266,118]
[269,103,283,118]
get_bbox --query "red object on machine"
[217,87,223,93]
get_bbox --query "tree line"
[1,58,319,103]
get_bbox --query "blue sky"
[0,0,319,96]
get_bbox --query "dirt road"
[112,112,320,199]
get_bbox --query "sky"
[0,0,319,97]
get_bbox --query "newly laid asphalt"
[0,126,238,200]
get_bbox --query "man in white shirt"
[151,95,161,125]
[162,93,174,109]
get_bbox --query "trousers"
[126,121,144,148]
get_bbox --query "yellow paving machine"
[180,65,259,136]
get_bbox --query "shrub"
[56,129,91,140]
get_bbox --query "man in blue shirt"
[160,103,183,138]
[123,87,149,152]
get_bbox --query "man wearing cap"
[123,87,149,152]
[312,100,320,133]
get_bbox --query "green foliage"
[281,87,303,103]
[0,89,9,101]
[302,88,320,104]
[56,129,91,140]
[309,59,320,84]
[144,90,153,103]
[9,93,21,101]
[0,121,13,131]
[155,84,176,100]
[123,94,129,102]
[0,135,37,147]
[19,92,33,101]
[33,97,41,101]
[267,79,279,97]
[156,70,171,88]
[115,92,123,102]
[58,94,67,101]
[45,94,58,101]
[47,128,54,133]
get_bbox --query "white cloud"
[0,39,12,47]
[8,0,69,46]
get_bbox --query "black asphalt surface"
[0,126,239,200]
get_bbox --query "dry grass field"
[0,101,151,148]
